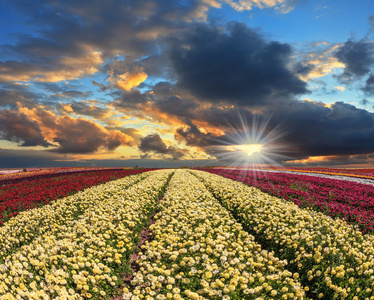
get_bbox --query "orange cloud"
[192,120,226,136]
[143,104,185,126]
[112,71,148,91]
[286,155,331,164]
[187,0,293,22]
[303,98,333,108]
[60,103,74,113]
[225,0,287,11]
[15,104,134,153]
[303,60,345,80]
[114,94,227,141]
[0,51,103,83]
[333,86,345,92]
[298,43,345,81]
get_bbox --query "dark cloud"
[153,93,252,128]
[105,59,143,76]
[0,109,50,147]
[0,0,210,84]
[152,81,177,97]
[58,100,109,119]
[115,90,150,110]
[361,98,370,105]
[170,100,374,162]
[49,90,93,100]
[363,73,374,95]
[0,83,42,108]
[0,106,133,153]
[332,36,374,99]
[293,62,314,76]
[92,80,110,92]
[139,133,186,159]
[0,55,99,83]
[139,133,169,153]
[108,70,374,163]
[175,119,217,147]
[51,123,107,153]
[155,95,198,117]
[334,39,374,82]
[283,153,374,168]
[36,82,77,94]
[113,81,248,127]
[48,116,133,153]
[0,82,97,112]
[314,86,340,96]
[0,60,44,82]
[170,22,308,107]
[265,101,374,158]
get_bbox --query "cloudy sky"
[0,0,374,168]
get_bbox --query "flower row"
[253,169,374,187]
[124,169,306,300]
[0,171,148,262]
[277,167,374,179]
[204,168,374,233]
[0,169,149,224]
[249,167,374,179]
[0,169,174,299]
[191,170,374,299]
[0,167,132,183]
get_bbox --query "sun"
[236,144,263,156]
[210,110,293,168]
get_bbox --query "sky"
[0,0,374,168]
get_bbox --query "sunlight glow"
[236,144,263,156]
[211,110,293,169]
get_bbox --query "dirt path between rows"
[110,173,173,300]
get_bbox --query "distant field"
[0,167,134,179]
[0,167,374,299]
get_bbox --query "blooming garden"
[203,168,374,233]
[0,168,374,299]
[0,168,150,224]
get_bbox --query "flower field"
[0,169,149,225]
[0,168,132,183]
[202,168,374,233]
[124,170,305,300]
[0,169,172,299]
[0,168,146,187]
[263,167,374,179]
[190,170,374,300]
[1,168,374,299]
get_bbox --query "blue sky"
[0,0,374,168]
